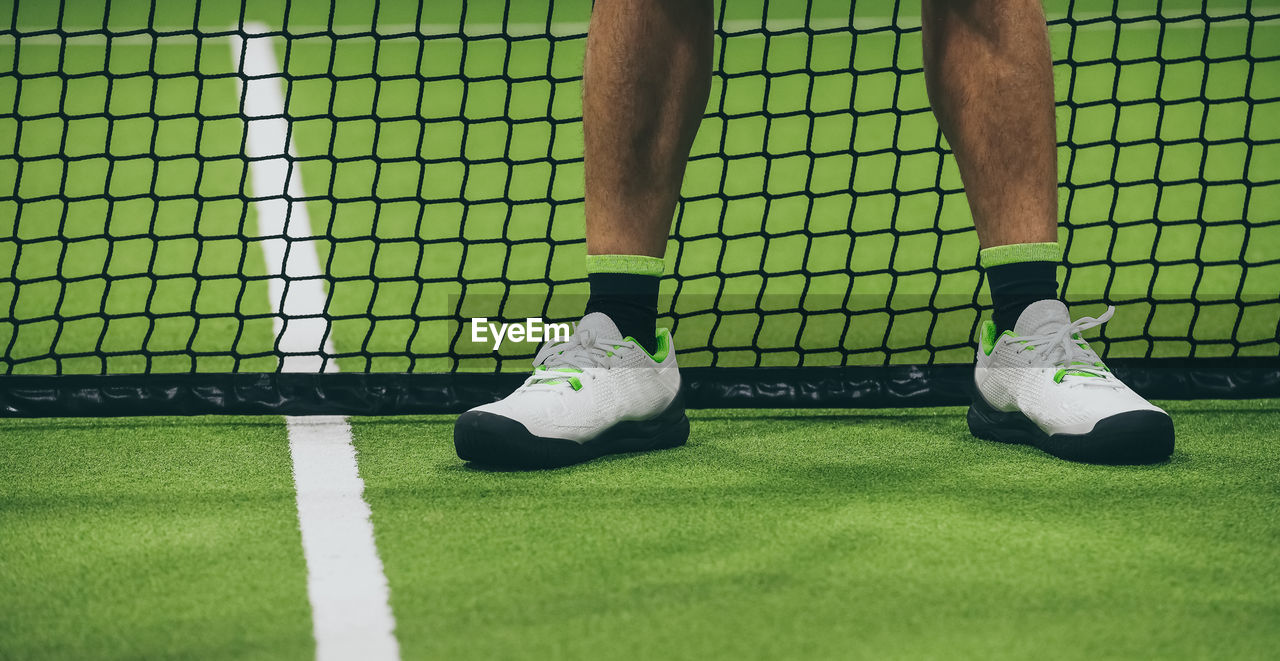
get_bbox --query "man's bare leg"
[922,0,1060,333]
[580,0,713,352]
[921,0,1058,248]
[583,0,714,258]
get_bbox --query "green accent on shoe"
[979,321,1000,356]
[978,242,1061,268]
[534,366,583,374]
[585,254,665,276]
[982,323,1041,356]
[535,376,583,390]
[532,365,584,389]
[1054,362,1108,383]
[626,328,671,362]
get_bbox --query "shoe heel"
[649,412,690,451]
[967,397,1037,445]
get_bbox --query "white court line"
[232,22,336,375]
[284,415,400,661]
[232,22,401,661]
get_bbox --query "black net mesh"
[2,0,1278,381]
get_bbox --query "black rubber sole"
[454,397,690,469]
[967,396,1174,465]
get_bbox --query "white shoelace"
[1012,306,1116,383]
[523,328,634,393]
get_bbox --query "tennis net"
[2,0,1278,415]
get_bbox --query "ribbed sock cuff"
[585,254,666,277]
[978,242,1060,268]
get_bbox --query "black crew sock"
[985,260,1059,334]
[585,272,660,355]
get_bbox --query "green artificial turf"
[0,401,1276,659]
[0,417,314,661]
[353,399,1280,661]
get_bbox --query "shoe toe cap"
[454,409,550,467]
[1046,409,1175,464]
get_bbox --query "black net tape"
[1,0,1277,414]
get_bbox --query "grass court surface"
[3,401,1279,659]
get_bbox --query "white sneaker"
[454,312,688,468]
[969,300,1174,463]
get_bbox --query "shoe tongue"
[575,312,624,342]
[1013,299,1071,337]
